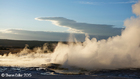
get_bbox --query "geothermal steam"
[0,1,140,69]
[50,1,140,69]
[0,44,52,67]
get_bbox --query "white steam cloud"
[0,1,140,70]
[50,1,140,69]
[132,1,140,16]
[0,44,52,67]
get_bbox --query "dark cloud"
[0,29,110,41]
[35,17,124,36]
[0,17,124,41]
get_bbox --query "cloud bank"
[35,17,123,36]
[0,29,110,41]
[0,17,124,41]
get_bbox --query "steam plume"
[0,44,52,67]
[0,1,140,70]
[50,1,140,69]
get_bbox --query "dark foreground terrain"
[0,65,140,79]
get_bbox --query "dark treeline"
[0,39,69,55]
[0,39,60,47]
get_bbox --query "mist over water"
[0,1,140,70]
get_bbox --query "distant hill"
[0,39,58,48]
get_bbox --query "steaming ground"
[0,44,52,67]
[0,1,140,70]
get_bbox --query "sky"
[0,0,138,41]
